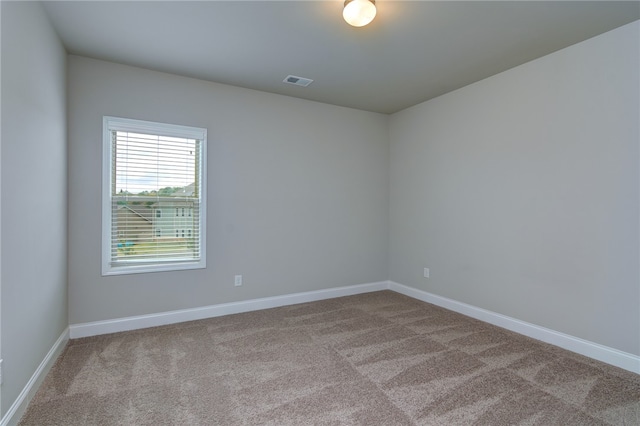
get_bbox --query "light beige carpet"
[19,291,640,425]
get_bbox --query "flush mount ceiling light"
[343,0,376,27]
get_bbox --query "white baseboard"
[69,281,390,339]
[67,279,639,375]
[389,281,640,375]
[1,329,69,426]
[4,282,636,426]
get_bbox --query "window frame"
[102,116,207,276]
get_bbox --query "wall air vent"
[283,75,313,87]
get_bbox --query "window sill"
[102,260,206,276]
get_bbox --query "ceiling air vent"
[283,75,313,87]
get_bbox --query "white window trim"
[102,116,207,276]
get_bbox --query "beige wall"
[389,21,639,356]
[67,56,390,324]
[1,1,68,417]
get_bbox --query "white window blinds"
[102,117,207,275]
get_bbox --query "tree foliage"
[118,186,185,197]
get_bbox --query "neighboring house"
[152,203,196,240]
[116,204,153,244]
[116,184,197,244]
[153,183,197,240]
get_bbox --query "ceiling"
[42,1,639,114]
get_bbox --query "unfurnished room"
[1,1,639,425]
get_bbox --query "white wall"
[67,56,389,324]
[0,1,68,417]
[389,21,640,356]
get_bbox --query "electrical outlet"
[423,268,430,278]
[234,275,243,287]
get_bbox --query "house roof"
[117,205,153,222]
[171,183,195,198]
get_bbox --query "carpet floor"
[19,291,640,425]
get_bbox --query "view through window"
[102,117,207,275]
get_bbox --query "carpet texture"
[19,291,640,425]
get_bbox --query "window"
[102,116,207,275]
